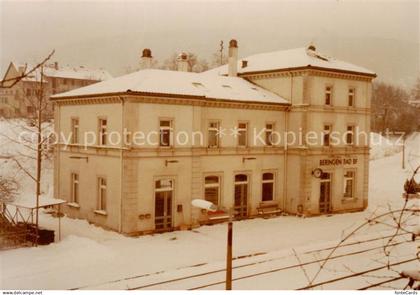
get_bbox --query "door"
[155,179,173,231]
[319,172,331,213]
[234,174,248,219]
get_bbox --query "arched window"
[235,174,248,183]
[204,176,220,206]
[262,173,274,202]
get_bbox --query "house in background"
[51,40,376,235]
[0,62,112,118]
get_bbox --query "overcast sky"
[0,0,419,87]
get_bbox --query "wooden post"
[58,205,61,241]
[35,66,44,246]
[402,135,405,169]
[226,221,233,290]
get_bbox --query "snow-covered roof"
[43,65,112,81]
[205,47,376,77]
[51,69,290,105]
[5,196,66,209]
[10,62,112,82]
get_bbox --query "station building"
[51,41,376,234]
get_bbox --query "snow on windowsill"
[67,202,80,208]
[94,210,107,216]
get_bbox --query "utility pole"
[402,134,406,169]
[35,66,44,246]
[226,211,233,290]
[382,107,388,133]
[219,41,224,66]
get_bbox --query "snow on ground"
[369,132,402,160]
[0,120,419,290]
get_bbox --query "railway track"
[72,232,412,290]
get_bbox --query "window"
[265,123,274,146]
[237,122,248,147]
[71,118,79,144]
[159,120,172,147]
[98,118,107,145]
[155,179,174,191]
[343,171,355,198]
[348,88,355,107]
[346,125,354,145]
[26,88,31,96]
[325,86,332,105]
[70,173,79,204]
[97,177,107,211]
[262,173,274,201]
[208,121,219,148]
[155,179,173,230]
[323,124,332,146]
[234,174,248,218]
[204,176,220,206]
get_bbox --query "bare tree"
[0,177,18,203]
[371,81,420,133]
[209,50,228,69]
[0,50,55,89]
[160,52,209,73]
[0,51,55,246]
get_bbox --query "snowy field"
[0,119,419,290]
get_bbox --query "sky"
[0,0,419,87]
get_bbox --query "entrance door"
[234,174,248,219]
[155,179,173,231]
[319,172,331,213]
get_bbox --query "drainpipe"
[290,72,294,105]
[118,96,125,233]
[283,106,290,211]
[56,103,61,203]
[283,72,293,212]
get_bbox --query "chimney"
[139,48,153,69]
[54,61,59,70]
[306,43,317,57]
[241,60,248,68]
[176,52,189,72]
[228,39,238,77]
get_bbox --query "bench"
[206,210,230,224]
[257,201,282,218]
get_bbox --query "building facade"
[52,42,375,234]
[0,62,112,118]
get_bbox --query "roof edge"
[238,65,377,78]
[50,90,291,107]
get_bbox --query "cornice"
[244,68,374,82]
[53,93,290,111]
[290,104,370,115]
[57,143,369,158]
[53,96,121,105]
